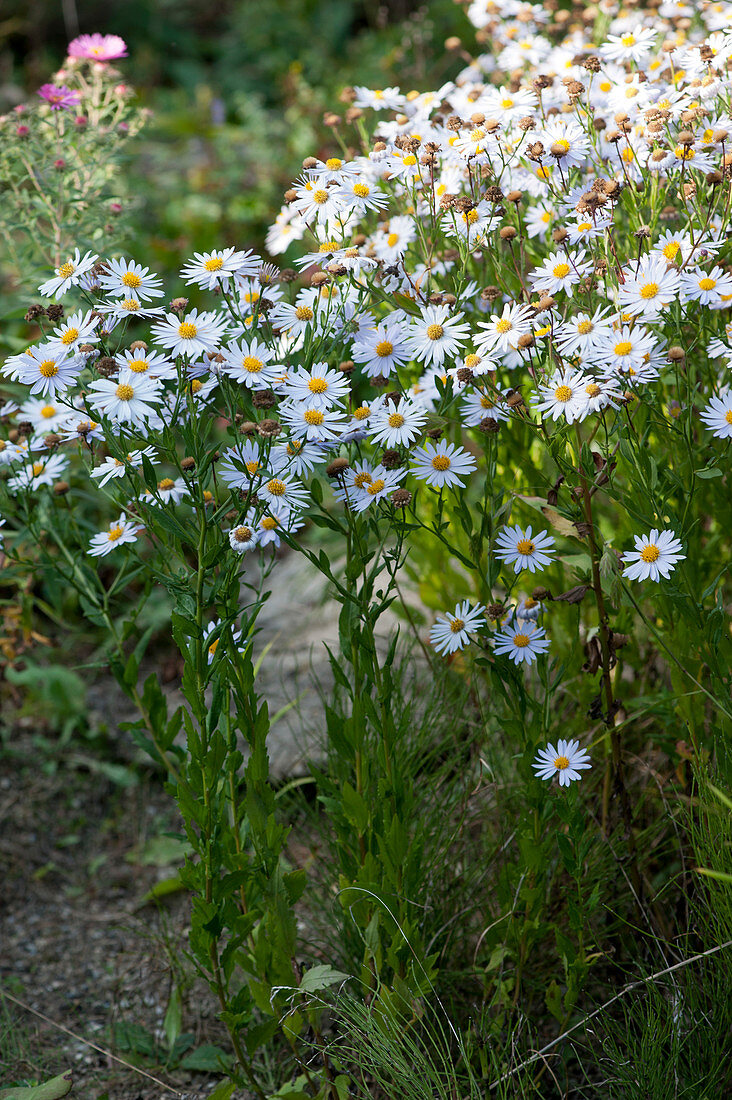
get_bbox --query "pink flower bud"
[16,125,30,137]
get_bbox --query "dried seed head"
[53,480,70,495]
[326,457,350,477]
[256,419,282,438]
[391,488,412,508]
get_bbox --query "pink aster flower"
[67,33,128,61]
[37,84,82,111]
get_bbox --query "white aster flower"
[88,513,141,557]
[429,600,486,655]
[533,369,590,424]
[411,439,477,489]
[13,346,82,398]
[87,370,163,428]
[699,391,732,438]
[38,249,97,298]
[368,396,428,448]
[151,309,228,358]
[493,619,550,665]
[180,248,258,290]
[617,256,681,319]
[46,310,100,353]
[622,529,685,582]
[533,739,591,785]
[228,522,260,553]
[283,362,351,409]
[221,337,281,388]
[494,524,556,574]
[98,258,165,301]
[406,305,471,368]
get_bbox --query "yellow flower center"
[450,618,465,633]
[621,32,636,46]
[234,526,252,542]
[41,405,56,418]
[387,233,399,247]
[640,282,659,299]
[353,183,370,198]
[242,356,263,373]
[287,441,302,454]
[513,633,530,648]
[577,320,593,334]
[353,472,373,488]
[312,189,329,204]
[640,544,660,562]
[388,412,405,428]
[245,460,259,474]
[725,410,732,425]
[554,138,571,152]
[325,158,342,169]
[158,478,175,491]
[32,462,45,476]
[495,318,512,334]
[464,208,479,224]
[431,455,451,471]
[295,306,314,321]
[353,405,371,419]
[319,241,339,252]
[122,298,140,311]
[698,277,716,291]
[614,341,632,356]
[122,271,142,288]
[115,383,135,401]
[39,360,58,377]
[61,328,79,345]
[261,516,279,530]
[107,526,123,542]
[308,377,328,393]
[465,354,481,368]
[426,323,444,340]
[367,478,386,495]
[554,385,573,402]
[470,128,486,141]
[524,597,537,609]
[58,262,75,279]
[129,356,150,373]
[266,478,286,495]
[190,379,202,394]
[500,97,514,109]
[577,222,591,233]
[178,322,198,339]
[204,257,224,271]
[516,538,535,555]
[304,409,324,425]
[376,340,394,357]
[480,396,494,409]
[585,383,601,397]
[553,754,569,769]
[403,154,417,166]
[552,263,570,278]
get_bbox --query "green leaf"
[179,1044,233,1073]
[695,467,723,479]
[299,965,350,993]
[163,986,183,1051]
[0,1074,73,1100]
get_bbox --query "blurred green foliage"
[1,0,470,271]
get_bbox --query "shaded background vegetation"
[1,0,469,270]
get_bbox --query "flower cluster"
[2,2,731,795]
